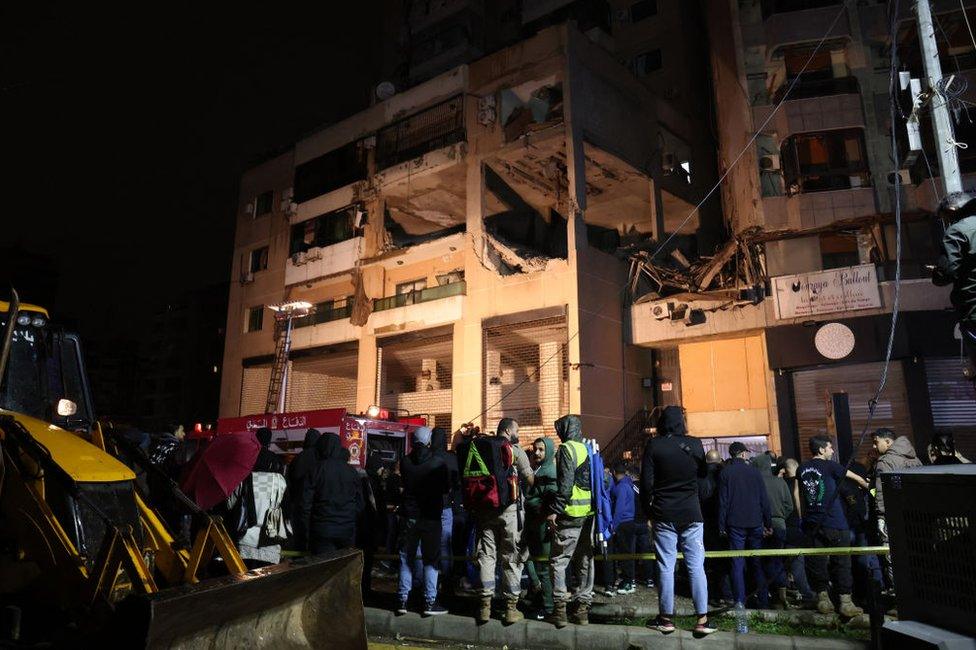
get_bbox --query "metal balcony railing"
[375,95,465,170]
[373,281,465,312]
[292,299,353,329]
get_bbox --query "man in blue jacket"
[718,442,772,609]
[600,461,638,595]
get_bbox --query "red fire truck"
[216,408,426,469]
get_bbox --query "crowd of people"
[141,405,970,636]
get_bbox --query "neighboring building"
[138,283,228,430]
[628,0,976,461]
[219,3,722,447]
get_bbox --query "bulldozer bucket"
[118,549,366,649]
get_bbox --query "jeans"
[851,530,883,589]
[728,525,768,607]
[601,521,637,587]
[440,507,454,577]
[765,526,788,590]
[397,517,441,605]
[654,521,708,616]
[803,525,853,595]
[633,521,655,583]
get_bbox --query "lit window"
[245,306,264,333]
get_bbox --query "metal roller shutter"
[792,361,912,461]
[240,365,271,416]
[483,316,569,446]
[378,333,453,429]
[924,357,976,460]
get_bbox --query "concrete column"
[355,332,378,414]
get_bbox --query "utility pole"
[916,0,963,195]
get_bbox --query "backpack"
[458,436,518,512]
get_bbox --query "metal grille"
[241,365,271,416]
[483,316,569,447]
[286,349,359,412]
[378,333,453,428]
[925,357,976,459]
[792,362,911,461]
[375,95,464,170]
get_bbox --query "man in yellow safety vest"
[546,414,595,628]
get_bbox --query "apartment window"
[249,246,269,273]
[245,306,264,333]
[630,0,657,22]
[781,128,869,194]
[289,205,358,255]
[634,49,662,77]
[819,232,859,270]
[255,190,274,217]
[396,278,428,306]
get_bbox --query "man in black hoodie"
[397,426,450,616]
[254,427,286,474]
[640,406,714,636]
[287,428,321,540]
[300,433,363,554]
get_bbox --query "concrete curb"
[364,606,867,649]
[589,604,873,630]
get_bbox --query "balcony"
[293,298,353,329]
[375,95,465,170]
[285,236,364,286]
[762,1,849,50]
[373,280,466,312]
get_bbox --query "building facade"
[219,2,721,447]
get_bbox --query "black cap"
[728,442,748,457]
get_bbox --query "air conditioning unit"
[760,154,781,171]
[279,187,294,213]
[888,169,912,186]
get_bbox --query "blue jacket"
[718,458,771,533]
[610,475,636,529]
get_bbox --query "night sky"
[3,3,380,339]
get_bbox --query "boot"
[772,587,790,610]
[816,590,835,615]
[548,601,568,629]
[569,601,589,626]
[476,596,492,624]
[838,594,863,618]
[503,599,523,625]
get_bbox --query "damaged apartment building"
[626,0,976,463]
[219,0,722,446]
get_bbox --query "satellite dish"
[376,81,396,100]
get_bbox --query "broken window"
[395,279,428,306]
[289,205,359,255]
[255,190,274,216]
[293,140,368,203]
[249,246,269,273]
[634,49,662,77]
[245,306,263,333]
[500,79,563,141]
[436,270,464,286]
[819,232,859,270]
[781,128,869,194]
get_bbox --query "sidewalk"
[364,607,867,649]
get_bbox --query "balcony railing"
[772,76,859,104]
[373,281,466,312]
[293,299,353,329]
[375,95,465,170]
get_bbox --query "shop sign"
[773,263,881,319]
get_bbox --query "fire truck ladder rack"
[265,301,315,414]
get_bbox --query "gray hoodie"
[874,436,922,515]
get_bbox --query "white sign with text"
[773,263,881,319]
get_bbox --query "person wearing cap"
[933,191,976,373]
[397,426,450,616]
[718,442,772,609]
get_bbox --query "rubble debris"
[480,233,552,276]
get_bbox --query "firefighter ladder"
[265,301,314,413]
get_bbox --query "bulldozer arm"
[120,549,367,649]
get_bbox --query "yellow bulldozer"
[0,292,367,648]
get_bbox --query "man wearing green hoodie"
[524,436,557,619]
[547,414,595,628]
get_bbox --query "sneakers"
[423,601,448,616]
[648,616,675,634]
[616,581,636,595]
[694,619,718,636]
[597,586,616,597]
[395,599,408,615]
[644,579,656,589]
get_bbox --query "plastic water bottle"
[735,602,748,634]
